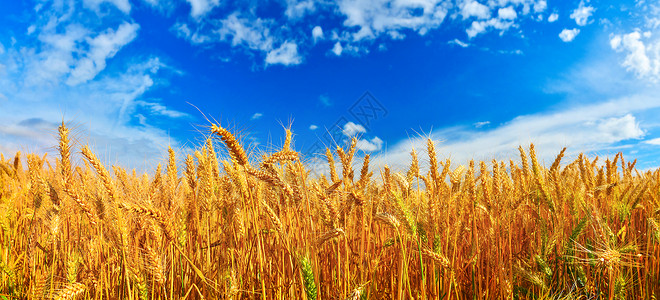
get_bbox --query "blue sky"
[1,0,660,173]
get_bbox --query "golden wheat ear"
[211,123,249,166]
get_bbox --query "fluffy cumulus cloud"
[459,0,551,39]
[559,28,580,42]
[309,124,318,130]
[461,0,490,20]
[533,0,547,13]
[312,26,323,42]
[332,42,344,56]
[596,114,643,142]
[547,13,558,22]
[356,136,383,151]
[186,0,220,18]
[497,7,517,20]
[265,41,302,66]
[610,31,660,82]
[342,121,367,136]
[338,120,383,151]
[570,1,594,26]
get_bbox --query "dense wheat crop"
[0,122,659,299]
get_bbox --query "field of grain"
[0,122,659,299]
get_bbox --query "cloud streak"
[374,94,659,173]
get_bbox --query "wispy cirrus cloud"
[0,1,191,170]
[83,0,132,14]
[645,138,660,146]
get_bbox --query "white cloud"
[285,0,316,20]
[467,20,487,38]
[342,121,366,136]
[141,0,160,7]
[474,121,490,128]
[309,124,318,130]
[356,136,383,152]
[186,0,220,18]
[15,20,139,87]
[171,22,210,44]
[644,137,660,145]
[171,0,556,64]
[467,17,515,38]
[448,38,469,47]
[137,100,189,118]
[251,112,263,120]
[374,95,658,173]
[67,22,140,85]
[24,24,89,86]
[337,0,450,41]
[265,41,302,66]
[547,13,558,22]
[533,1,547,13]
[83,0,131,14]
[461,1,490,20]
[610,34,622,49]
[332,42,343,56]
[570,1,594,26]
[217,13,274,52]
[596,114,644,142]
[329,39,368,57]
[312,26,324,42]
[559,28,580,42]
[498,7,517,20]
[207,12,310,66]
[610,31,660,81]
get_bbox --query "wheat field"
[0,122,659,299]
